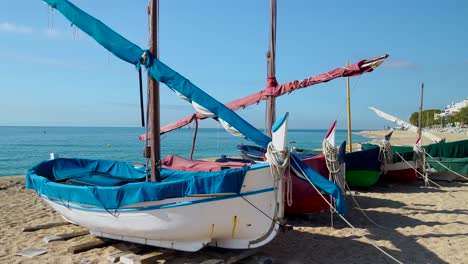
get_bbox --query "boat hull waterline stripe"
[41,187,275,213]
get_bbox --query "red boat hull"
[285,154,332,214]
[381,161,418,183]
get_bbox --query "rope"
[290,157,404,264]
[344,182,389,230]
[322,140,345,192]
[378,141,393,174]
[393,152,455,197]
[239,142,290,229]
[414,145,430,187]
[265,142,292,206]
[239,195,283,228]
[424,152,468,181]
[189,117,198,160]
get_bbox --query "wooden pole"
[346,60,352,152]
[265,0,277,137]
[148,0,161,182]
[418,82,424,140]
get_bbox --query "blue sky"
[1,0,467,129]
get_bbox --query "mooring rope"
[290,156,404,264]
[414,145,430,187]
[239,143,291,228]
[393,152,455,197]
[424,152,468,182]
[343,182,389,230]
[322,140,346,192]
[265,142,293,206]
[378,140,393,174]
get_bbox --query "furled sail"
[368,106,443,143]
[142,54,389,139]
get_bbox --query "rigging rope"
[290,157,404,264]
[240,142,290,228]
[393,151,455,196]
[265,142,292,206]
[378,140,393,174]
[424,152,468,182]
[414,145,430,187]
[322,140,346,192]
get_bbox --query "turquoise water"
[0,126,370,176]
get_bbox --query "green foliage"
[457,106,468,125]
[409,109,442,127]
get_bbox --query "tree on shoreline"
[458,106,468,126]
[409,109,442,127]
[410,106,468,127]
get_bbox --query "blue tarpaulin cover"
[26,158,247,209]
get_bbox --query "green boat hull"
[345,170,381,187]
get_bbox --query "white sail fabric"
[219,118,244,138]
[368,106,443,143]
[192,101,216,118]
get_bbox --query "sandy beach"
[357,129,468,146]
[1,130,467,263]
[1,174,467,263]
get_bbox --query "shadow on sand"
[259,182,467,264]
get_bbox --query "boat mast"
[148,0,161,182]
[418,82,424,141]
[346,60,352,152]
[265,0,277,137]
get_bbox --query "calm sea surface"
[0,126,370,176]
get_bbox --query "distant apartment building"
[435,98,468,120]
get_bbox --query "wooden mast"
[148,0,161,182]
[418,82,424,140]
[265,0,277,137]
[346,60,352,152]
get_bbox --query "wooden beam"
[120,249,175,264]
[43,230,89,243]
[225,249,257,264]
[106,244,148,263]
[68,239,115,254]
[22,222,70,232]
[199,259,224,264]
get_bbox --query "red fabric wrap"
[161,154,246,171]
[140,55,388,139]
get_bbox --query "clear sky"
[1,0,467,129]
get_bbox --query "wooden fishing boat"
[361,134,418,184]
[343,147,381,187]
[368,106,467,182]
[26,0,347,252]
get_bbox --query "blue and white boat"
[26,0,346,252]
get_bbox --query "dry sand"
[1,176,467,264]
[357,129,468,146]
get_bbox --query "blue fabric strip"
[290,154,347,215]
[43,0,144,65]
[146,54,271,147]
[43,0,270,147]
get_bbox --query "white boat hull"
[41,166,283,252]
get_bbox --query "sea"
[0,126,371,176]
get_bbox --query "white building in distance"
[435,98,468,119]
